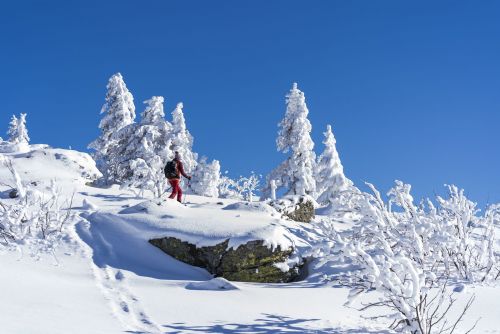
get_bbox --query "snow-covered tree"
[218,175,241,199]
[190,157,220,198]
[7,115,18,143]
[315,124,353,204]
[262,83,316,198]
[88,73,136,183]
[170,102,197,174]
[7,113,29,144]
[218,173,260,201]
[120,96,173,197]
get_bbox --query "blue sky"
[1,1,499,206]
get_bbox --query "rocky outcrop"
[149,237,301,283]
[282,199,315,223]
[268,196,316,223]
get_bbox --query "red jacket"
[172,159,189,179]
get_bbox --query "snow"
[222,201,277,214]
[1,145,500,333]
[185,277,239,290]
[102,198,304,251]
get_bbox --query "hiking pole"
[183,179,190,205]
[160,184,173,199]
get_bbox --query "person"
[167,151,191,203]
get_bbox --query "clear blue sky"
[1,1,499,206]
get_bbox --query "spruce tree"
[316,124,353,204]
[7,113,29,144]
[88,73,136,183]
[190,157,220,198]
[119,96,172,197]
[263,83,316,198]
[120,96,173,197]
[170,102,197,173]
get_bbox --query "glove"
[188,176,192,181]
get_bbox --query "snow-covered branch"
[315,180,495,333]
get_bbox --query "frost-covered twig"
[0,157,76,256]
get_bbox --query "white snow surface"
[185,277,239,290]
[1,145,499,334]
[112,199,303,250]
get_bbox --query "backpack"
[164,160,178,179]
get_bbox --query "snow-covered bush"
[435,185,500,282]
[236,173,260,202]
[218,173,261,201]
[88,73,136,184]
[190,157,220,197]
[0,158,76,257]
[218,175,241,199]
[315,181,495,333]
[262,83,316,198]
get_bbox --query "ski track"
[70,217,163,334]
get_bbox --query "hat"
[174,151,181,160]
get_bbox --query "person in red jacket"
[167,151,191,203]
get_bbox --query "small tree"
[170,102,198,174]
[7,113,30,144]
[263,83,316,198]
[88,73,136,183]
[219,173,260,201]
[190,157,220,198]
[234,173,260,202]
[315,124,353,204]
[218,175,241,199]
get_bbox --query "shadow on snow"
[129,313,391,334]
[75,211,211,281]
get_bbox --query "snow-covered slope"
[1,145,499,333]
[0,145,100,192]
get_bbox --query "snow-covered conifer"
[88,73,136,183]
[7,113,29,144]
[7,115,18,143]
[190,157,220,197]
[315,124,353,204]
[170,102,197,173]
[262,83,316,198]
[120,96,173,197]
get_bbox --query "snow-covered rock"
[150,236,302,283]
[185,277,239,290]
[0,145,101,188]
[268,195,317,223]
[93,199,309,282]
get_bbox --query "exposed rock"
[149,237,301,283]
[268,196,315,223]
